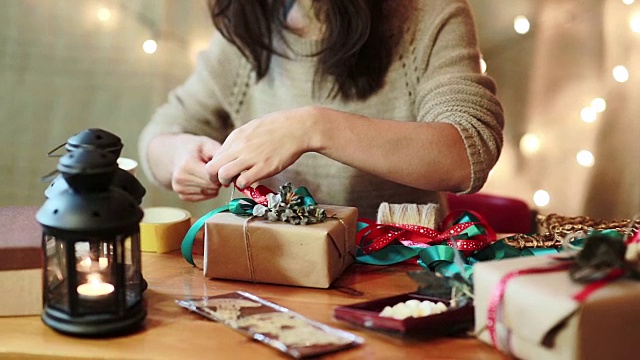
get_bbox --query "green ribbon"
[181,198,257,266]
[418,236,593,280]
[293,186,317,207]
[356,245,424,265]
[355,211,599,281]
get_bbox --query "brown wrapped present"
[204,205,357,288]
[474,255,640,360]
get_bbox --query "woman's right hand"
[147,133,223,201]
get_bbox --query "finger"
[217,160,253,186]
[234,167,262,190]
[174,163,220,189]
[205,154,245,186]
[179,193,217,202]
[196,159,221,187]
[199,187,220,197]
[204,152,229,184]
[200,140,222,162]
[176,185,220,201]
[173,182,220,197]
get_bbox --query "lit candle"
[77,274,114,299]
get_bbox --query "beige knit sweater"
[138,0,504,220]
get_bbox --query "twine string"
[332,215,349,268]
[376,202,440,228]
[242,216,257,283]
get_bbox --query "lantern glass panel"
[45,235,69,312]
[122,234,143,307]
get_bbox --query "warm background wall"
[1,0,638,221]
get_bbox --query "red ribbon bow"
[357,210,496,257]
[236,184,274,206]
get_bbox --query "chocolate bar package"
[177,291,363,358]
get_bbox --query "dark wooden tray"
[333,292,474,335]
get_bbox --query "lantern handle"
[41,142,68,182]
[47,142,67,158]
[40,169,59,183]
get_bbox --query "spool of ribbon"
[140,207,192,253]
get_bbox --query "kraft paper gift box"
[204,205,358,288]
[474,255,640,360]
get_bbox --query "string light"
[576,150,595,167]
[142,39,158,54]
[519,133,541,155]
[590,98,607,113]
[533,190,550,207]
[97,7,112,22]
[630,13,640,33]
[580,107,597,123]
[612,65,630,82]
[514,15,531,35]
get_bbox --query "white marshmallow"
[379,299,449,319]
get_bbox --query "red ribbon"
[236,184,274,206]
[357,210,496,257]
[572,268,625,302]
[627,230,640,245]
[486,262,572,349]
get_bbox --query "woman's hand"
[148,133,223,201]
[205,107,317,189]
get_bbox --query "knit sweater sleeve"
[137,31,250,185]
[411,0,504,194]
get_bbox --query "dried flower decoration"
[251,183,326,225]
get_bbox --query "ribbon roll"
[141,207,192,253]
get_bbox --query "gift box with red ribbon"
[473,231,640,360]
[184,184,358,288]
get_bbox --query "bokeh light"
[142,39,158,54]
[514,15,531,35]
[533,190,550,207]
[576,150,595,167]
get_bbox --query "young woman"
[139,0,504,219]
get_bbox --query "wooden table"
[0,251,507,359]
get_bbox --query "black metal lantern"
[36,148,146,336]
[44,128,146,204]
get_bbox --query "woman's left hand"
[205,107,317,189]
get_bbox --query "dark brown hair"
[208,0,407,100]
